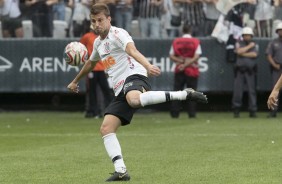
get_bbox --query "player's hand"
[147,65,161,76]
[267,90,279,110]
[67,82,79,93]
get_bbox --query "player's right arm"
[67,60,97,93]
[267,74,282,110]
[68,39,100,93]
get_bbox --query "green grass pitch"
[0,111,282,184]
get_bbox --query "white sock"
[103,133,126,173]
[140,91,187,107]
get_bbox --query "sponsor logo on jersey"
[123,82,133,93]
[102,56,116,69]
[113,79,125,91]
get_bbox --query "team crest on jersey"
[123,82,133,94]
[104,42,110,54]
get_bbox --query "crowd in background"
[1,0,282,39]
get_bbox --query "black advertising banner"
[0,38,272,93]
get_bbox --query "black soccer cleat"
[105,171,131,182]
[184,88,208,104]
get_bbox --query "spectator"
[115,0,133,35]
[242,2,256,29]
[53,0,65,20]
[265,22,282,118]
[225,4,246,63]
[162,0,181,38]
[72,0,91,37]
[169,24,202,118]
[203,0,221,36]
[272,0,282,37]
[138,0,164,38]
[254,0,273,37]
[174,0,206,37]
[25,0,57,37]
[273,0,282,21]
[80,25,113,118]
[0,0,23,38]
[98,0,116,26]
[232,27,259,118]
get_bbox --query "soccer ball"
[63,42,88,66]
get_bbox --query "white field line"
[0,133,259,137]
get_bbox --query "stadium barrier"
[0,38,273,93]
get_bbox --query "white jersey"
[89,26,147,96]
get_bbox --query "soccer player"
[67,3,208,182]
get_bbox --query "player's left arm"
[125,42,161,76]
[67,60,97,93]
[68,39,100,93]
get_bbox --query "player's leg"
[100,114,130,181]
[100,114,126,172]
[101,93,136,181]
[124,75,207,108]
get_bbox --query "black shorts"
[2,17,22,32]
[104,74,151,126]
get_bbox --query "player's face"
[90,12,111,38]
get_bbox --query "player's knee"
[127,98,141,108]
[126,91,142,108]
[100,124,112,136]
